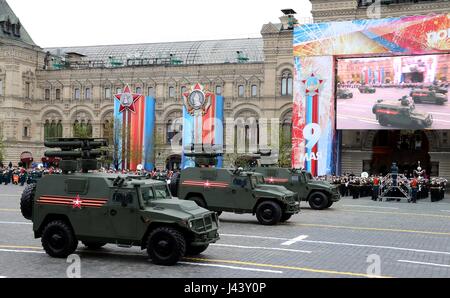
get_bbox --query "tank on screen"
[19,138,219,266]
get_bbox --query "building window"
[281,71,293,96]
[166,119,183,145]
[45,89,50,100]
[74,88,80,100]
[55,89,61,100]
[148,86,155,97]
[251,85,257,97]
[238,85,245,97]
[136,87,142,94]
[23,126,28,137]
[85,88,91,100]
[105,87,111,99]
[216,85,222,96]
[169,86,175,98]
[25,82,30,99]
[0,79,3,96]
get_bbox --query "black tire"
[147,227,186,266]
[308,192,329,210]
[41,220,78,258]
[255,201,282,225]
[326,200,334,208]
[185,244,209,256]
[20,184,36,220]
[280,213,292,222]
[82,242,107,249]
[378,115,388,126]
[189,196,207,208]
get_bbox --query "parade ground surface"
[1,184,450,278]
[337,87,450,130]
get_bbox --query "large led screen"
[336,54,450,130]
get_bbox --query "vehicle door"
[296,173,310,200]
[230,176,254,211]
[108,189,138,241]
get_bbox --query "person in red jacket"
[372,175,380,201]
[410,178,418,203]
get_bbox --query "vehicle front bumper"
[285,201,301,214]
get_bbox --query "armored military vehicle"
[20,138,219,266]
[372,97,433,129]
[419,84,448,95]
[337,88,353,99]
[410,89,448,105]
[171,148,299,225]
[249,151,340,210]
[359,85,376,94]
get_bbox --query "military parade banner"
[181,84,224,169]
[114,85,155,171]
[293,13,450,176]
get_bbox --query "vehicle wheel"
[82,242,107,249]
[255,201,282,225]
[147,227,186,266]
[41,220,78,258]
[326,200,334,208]
[189,196,207,208]
[280,213,292,222]
[20,183,36,220]
[378,115,388,126]
[185,244,209,256]
[308,192,329,210]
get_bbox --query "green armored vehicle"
[20,138,219,266]
[337,88,353,99]
[254,168,340,210]
[372,97,433,129]
[173,167,299,225]
[410,89,448,105]
[359,85,376,94]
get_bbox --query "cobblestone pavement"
[1,184,450,278]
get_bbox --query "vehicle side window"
[233,178,247,187]
[292,176,299,183]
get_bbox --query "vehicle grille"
[191,213,217,232]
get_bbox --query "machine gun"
[44,138,109,174]
[183,144,223,168]
[249,150,278,168]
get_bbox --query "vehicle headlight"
[189,221,194,229]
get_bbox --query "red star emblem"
[268,177,275,184]
[204,180,211,188]
[114,85,142,113]
[72,195,83,209]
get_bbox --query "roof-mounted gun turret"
[44,138,109,174]
[250,150,278,168]
[183,144,223,168]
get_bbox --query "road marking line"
[0,194,19,197]
[343,205,399,210]
[295,223,450,236]
[185,258,391,278]
[281,235,309,246]
[0,245,41,250]
[221,234,289,241]
[299,239,450,256]
[340,209,450,220]
[179,262,283,274]
[398,260,450,268]
[0,221,32,225]
[0,249,45,254]
[0,209,20,212]
[441,210,450,213]
[212,243,311,253]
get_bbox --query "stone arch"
[232,104,261,119]
[276,62,294,74]
[69,106,95,121]
[99,108,114,122]
[164,109,183,145]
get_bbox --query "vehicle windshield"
[305,173,315,181]
[141,185,171,205]
[251,175,265,187]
